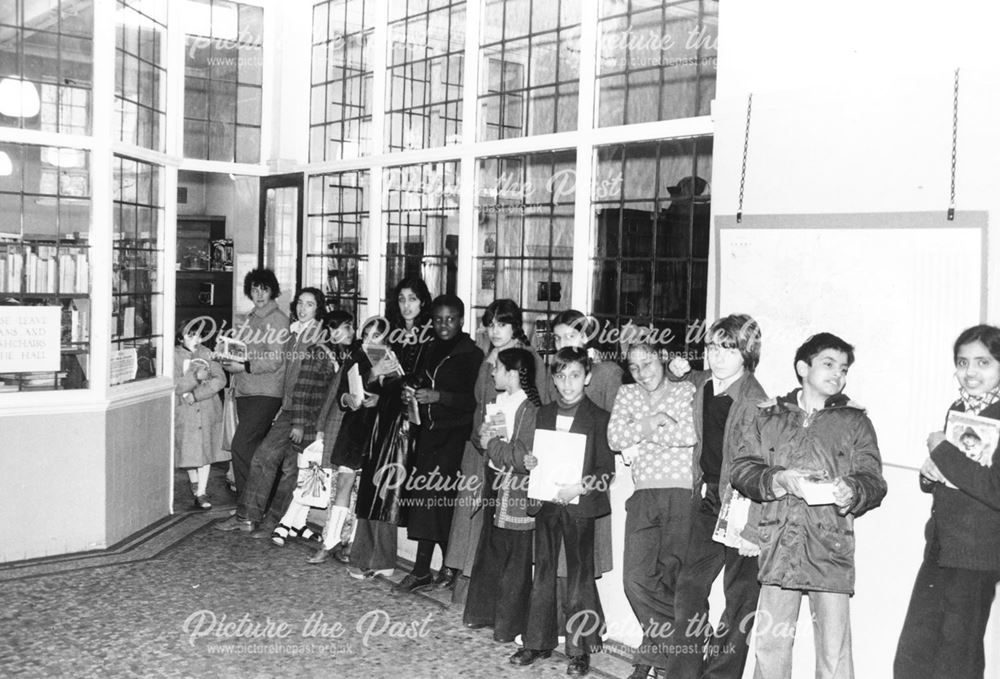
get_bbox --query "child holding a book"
[663,314,768,679]
[267,310,353,547]
[307,316,388,564]
[894,324,1000,679]
[464,347,542,642]
[174,318,228,509]
[607,340,697,679]
[510,347,615,678]
[731,332,886,679]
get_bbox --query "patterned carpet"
[0,506,634,679]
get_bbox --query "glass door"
[259,173,303,301]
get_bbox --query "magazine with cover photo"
[945,410,1000,467]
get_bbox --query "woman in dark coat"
[350,277,433,578]
[391,294,484,595]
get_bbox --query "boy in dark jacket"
[664,314,768,679]
[510,347,615,678]
[731,333,886,679]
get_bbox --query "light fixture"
[0,151,12,176]
[0,77,41,118]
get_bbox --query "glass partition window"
[596,0,717,127]
[385,0,465,152]
[0,141,91,391]
[112,155,163,385]
[590,137,711,356]
[478,0,580,141]
[384,161,459,301]
[310,0,374,161]
[474,150,574,338]
[305,170,369,320]
[183,0,263,163]
[0,0,94,134]
[115,0,166,151]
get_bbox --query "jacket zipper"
[427,352,452,430]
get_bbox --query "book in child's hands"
[214,336,248,363]
[527,429,586,505]
[713,484,753,548]
[347,363,365,401]
[364,343,404,378]
[945,410,1000,467]
[939,410,1000,488]
[484,403,508,441]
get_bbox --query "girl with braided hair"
[442,299,549,601]
[464,347,542,643]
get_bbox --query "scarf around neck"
[958,386,1000,415]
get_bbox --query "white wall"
[711,2,1000,676]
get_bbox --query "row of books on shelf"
[0,247,90,294]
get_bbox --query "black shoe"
[627,664,651,679]
[463,621,489,630]
[333,544,351,563]
[434,566,459,590]
[509,648,552,666]
[390,572,433,596]
[566,654,590,677]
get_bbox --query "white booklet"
[347,363,364,400]
[799,479,838,506]
[527,429,587,505]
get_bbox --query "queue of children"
[183,266,1000,679]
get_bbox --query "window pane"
[310,0,374,161]
[383,161,460,298]
[590,139,711,359]
[596,1,717,126]
[183,0,263,160]
[304,169,370,319]
[474,150,574,331]
[111,155,163,385]
[115,1,165,150]
[478,1,580,141]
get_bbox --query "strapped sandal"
[290,526,321,544]
[270,523,291,547]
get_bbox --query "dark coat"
[925,399,1000,571]
[731,390,887,595]
[405,332,484,542]
[529,396,615,519]
[420,333,484,431]
[689,370,769,492]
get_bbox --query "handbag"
[221,387,238,451]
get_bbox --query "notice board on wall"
[716,212,987,469]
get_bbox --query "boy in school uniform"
[511,347,616,678]
[731,332,886,679]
